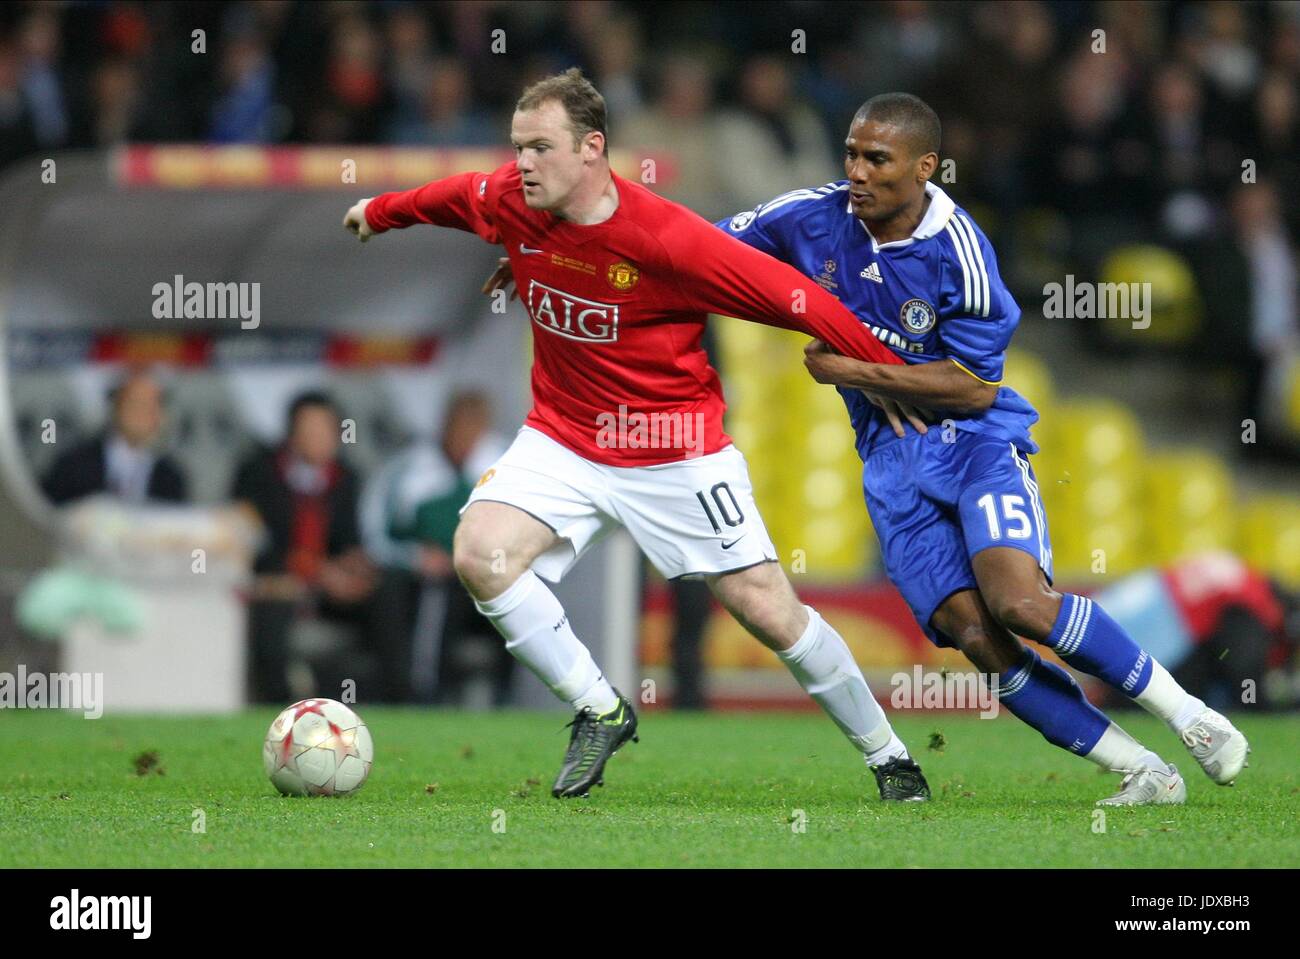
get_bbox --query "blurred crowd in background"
[1,0,1298,458]
[2,1,1297,221]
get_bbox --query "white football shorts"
[462,426,778,582]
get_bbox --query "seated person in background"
[41,368,188,505]
[360,390,512,705]
[1093,551,1298,713]
[231,390,407,704]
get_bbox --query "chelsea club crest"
[900,298,937,335]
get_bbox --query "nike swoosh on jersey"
[519,243,544,254]
[721,535,747,550]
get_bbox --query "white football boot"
[1096,763,1187,806]
[1180,707,1250,785]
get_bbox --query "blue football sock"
[1045,593,1154,697]
[997,647,1110,755]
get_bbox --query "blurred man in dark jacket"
[232,390,406,704]
[1189,179,1299,461]
[41,369,188,506]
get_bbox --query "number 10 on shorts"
[696,482,744,533]
[976,493,1032,541]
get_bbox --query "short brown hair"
[516,67,608,156]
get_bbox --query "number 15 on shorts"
[976,493,1032,541]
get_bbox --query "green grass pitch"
[2,708,1296,868]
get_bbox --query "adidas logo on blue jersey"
[860,262,883,283]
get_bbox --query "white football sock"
[1133,659,1205,733]
[1084,723,1165,773]
[474,570,618,714]
[863,730,910,769]
[777,605,905,764]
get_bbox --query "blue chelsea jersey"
[716,181,1039,459]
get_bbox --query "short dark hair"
[853,92,941,158]
[516,67,609,156]
[286,390,337,431]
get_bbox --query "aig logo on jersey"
[900,298,937,335]
[527,280,620,342]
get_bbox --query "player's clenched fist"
[343,197,375,242]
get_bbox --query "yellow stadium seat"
[1098,245,1202,345]
[1238,496,1300,589]
[1144,450,1236,564]
[800,419,851,465]
[1002,348,1056,418]
[1002,349,1058,476]
[1050,399,1147,576]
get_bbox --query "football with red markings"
[263,698,374,797]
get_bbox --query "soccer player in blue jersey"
[718,93,1250,806]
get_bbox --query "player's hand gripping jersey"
[719,181,1039,458]
[366,163,905,467]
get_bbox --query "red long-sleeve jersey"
[365,162,903,466]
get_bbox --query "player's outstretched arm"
[344,171,501,245]
[666,215,903,366]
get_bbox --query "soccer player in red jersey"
[344,69,929,801]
